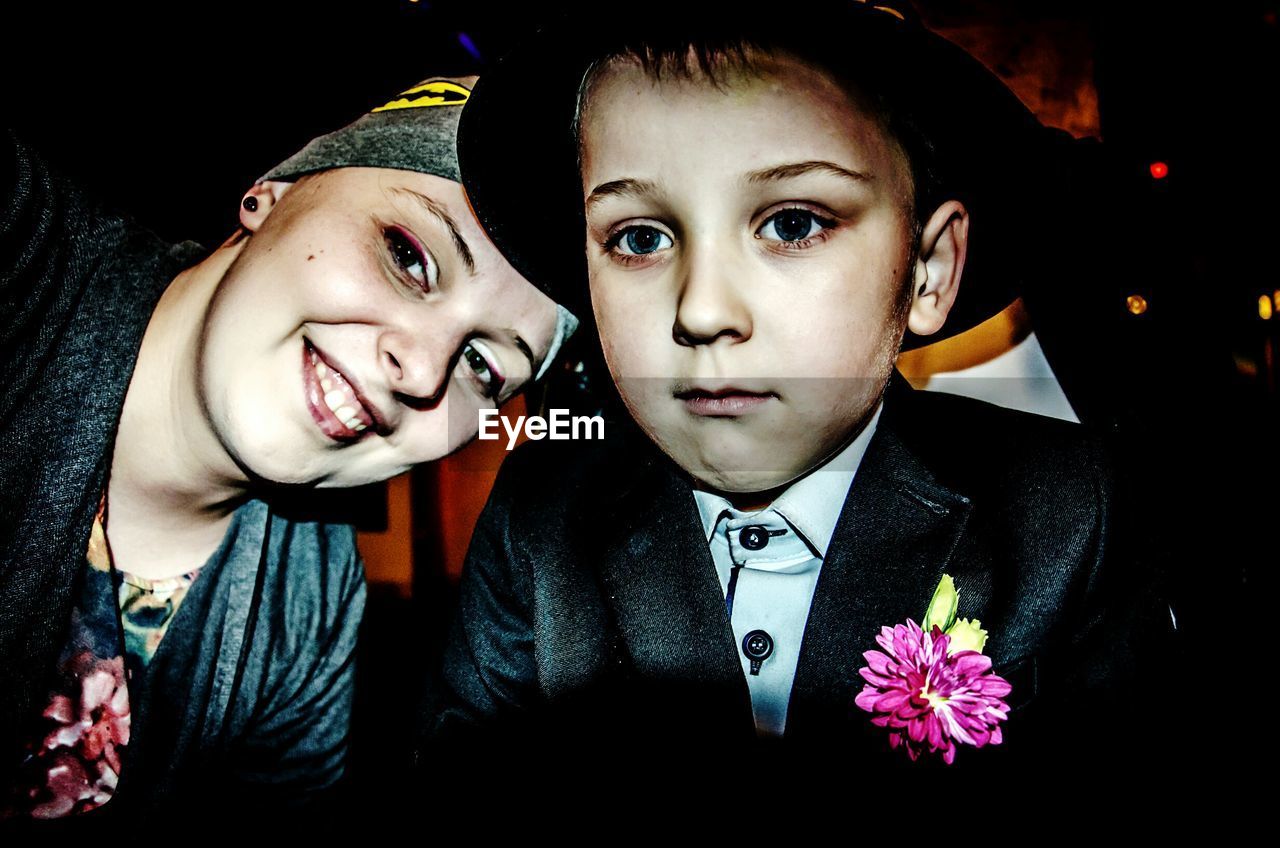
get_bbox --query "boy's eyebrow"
[746,160,872,187]
[389,187,476,275]
[585,178,659,210]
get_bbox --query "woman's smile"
[302,339,383,442]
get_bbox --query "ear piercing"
[242,196,259,213]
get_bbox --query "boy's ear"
[238,180,293,232]
[907,199,969,338]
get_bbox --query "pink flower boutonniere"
[854,574,1012,765]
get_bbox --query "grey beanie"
[260,77,472,184]
[259,76,579,379]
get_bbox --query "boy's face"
[579,52,919,496]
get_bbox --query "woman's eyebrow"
[389,187,476,275]
[511,333,538,379]
[586,177,658,210]
[745,160,872,186]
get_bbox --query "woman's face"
[199,166,559,488]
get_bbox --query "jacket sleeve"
[1,128,125,357]
[1027,435,1186,774]
[417,454,542,757]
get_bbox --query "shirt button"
[743,630,773,661]
[742,629,774,676]
[739,526,769,550]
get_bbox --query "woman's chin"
[225,433,328,489]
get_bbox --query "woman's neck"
[105,236,253,578]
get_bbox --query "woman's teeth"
[311,356,368,432]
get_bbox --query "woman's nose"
[672,247,753,346]
[378,327,454,408]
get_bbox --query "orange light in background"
[1149,161,1169,180]
[1260,295,1274,321]
[1127,294,1148,315]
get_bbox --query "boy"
[420,1,1183,781]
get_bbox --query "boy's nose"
[378,325,454,409]
[672,251,753,346]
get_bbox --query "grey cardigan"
[1,129,365,819]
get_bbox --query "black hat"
[457,0,1072,349]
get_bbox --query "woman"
[0,75,578,822]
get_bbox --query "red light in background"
[1149,161,1169,180]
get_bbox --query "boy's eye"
[385,226,438,290]
[462,339,506,400]
[612,226,673,256]
[758,209,833,242]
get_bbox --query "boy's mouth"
[302,339,386,442]
[674,384,777,417]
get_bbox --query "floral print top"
[4,499,204,819]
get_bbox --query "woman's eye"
[462,340,505,400]
[758,209,834,243]
[385,226,438,289]
[610,226,673,256]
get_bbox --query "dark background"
[5,0,1276,800]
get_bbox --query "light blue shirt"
[692,401,883,737]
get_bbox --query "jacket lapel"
[785,383,984,748]
[589,431,756,741]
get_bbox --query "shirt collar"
[692,400,883,557]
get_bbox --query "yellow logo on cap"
[371,80,470,113]
[854,0,906,20]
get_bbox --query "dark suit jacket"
[419,372,1187,789]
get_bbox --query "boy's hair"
[570,27,936,324]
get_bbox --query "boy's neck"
[724,488,785,514]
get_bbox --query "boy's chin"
[656,435,818,499]
[682,466,803,501]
